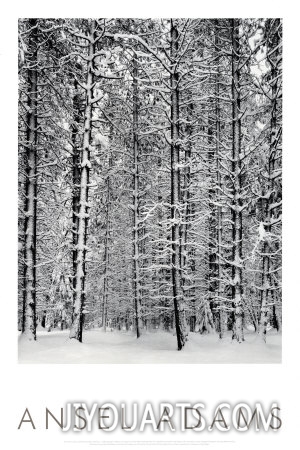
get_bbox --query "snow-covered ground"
[18,328,281,364]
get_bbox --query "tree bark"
[71,78,81,316]
[214,21,227,338]
[102,154,112,331]
[170,19,187,350]
[69,21,95,341]
[230,19,244,343]
[132,54,142,338]
[22,19,38,340]
[181,102,196,332]
[207,116,217,330]
[259,19,282,342]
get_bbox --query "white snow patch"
[94,133,109,149]
[18,329,281,364]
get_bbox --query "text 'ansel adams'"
[18,402,282,432]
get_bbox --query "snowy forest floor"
[18,328,281,364]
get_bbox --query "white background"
[0,1,298,449]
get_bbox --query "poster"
[0,1,298,449]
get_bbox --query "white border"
[1,2,298,449]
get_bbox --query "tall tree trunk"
[22,19,38,340]
[259,19,282,342]
[102,155,112,332]
[181,102,196,332]
[69,21,95,341]
[214,21,227,338]
[207,116,217,331]
[71,78,81,316]
[170,19,186,350]
[132,54,142,338]
[230,19,244,342]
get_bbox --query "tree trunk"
[71,78,81,317]
[22,19,38,340]
[102,155,112,332]
[230,19,244,343]
[132,54,142,338]
[259,19,282,342]
[170,19,187,350]
[214,21,227,338]
[207,116,217,330]
[69,21,95,342]
[181,102,196,332]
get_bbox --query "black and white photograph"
[2,2,300,450]
[18,17,282,364]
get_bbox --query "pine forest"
[18,18,282,363]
